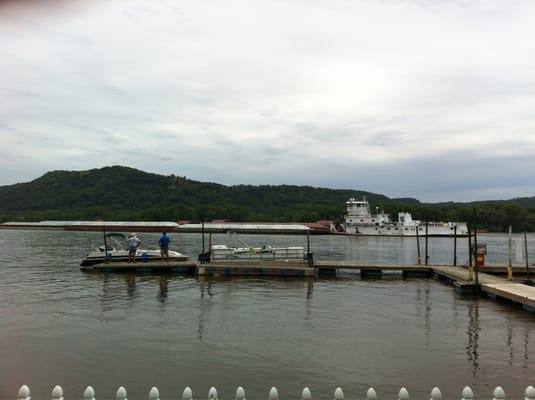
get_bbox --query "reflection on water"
[466,300,481,377]
[0,230,534,400]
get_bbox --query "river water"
[0,230,533,400]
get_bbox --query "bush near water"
[0,166,534,232]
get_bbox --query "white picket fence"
[15,384,535,400]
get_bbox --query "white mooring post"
[51,385,64,400]
[17,385,31,400]
[430,387,442,400]
[493,387,506,400]
[149,387,160,400]
[334,387,344,400]
[367,388,377,400]
[269,387,279,400]
[208,387,218,400]
[525,386,535,400]
[116,386,127,400]
[302,387,311,400]
[462,387,474,400]
[83,386,95,400]
[236,387,246,400]
[399,388,409,400]
[183,387,193,400]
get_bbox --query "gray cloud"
[1,0,534,201]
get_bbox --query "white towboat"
[80,233,188,266]
[210,232,306,261]
[333,198,468,237]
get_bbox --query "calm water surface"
[0,230,534,400]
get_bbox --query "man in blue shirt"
[159,232,171,264]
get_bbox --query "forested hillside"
[0,166,534,231]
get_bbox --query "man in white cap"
[127,233,141,263]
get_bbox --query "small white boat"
[210,244,306,261]
[80,233,188,266]
[210,232,306,261]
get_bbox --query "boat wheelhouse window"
[387,227,391,230]
[395,228,398,230]
[405,228,409,231]
[419,228,423,231]
[360,219,364,222]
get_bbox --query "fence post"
[366,388,377,400]
[116,387,127,400]
[208,387,218,400]
[183,387,193,400]
[493,387,505,400]
[83,386,95,400]
[399,388,409,400]
[302,387,311,400]
[430,388,441,400]
[51,385,64,400]
[525,386,535,400]
[17,385,31,400]
[461,387,474,400]
[236,387,246,400]
[334,388,344,400]
[269,387,279,400]
[149,387,160,400]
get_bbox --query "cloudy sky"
[1,0,534,201]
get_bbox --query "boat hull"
[342,222,469,237]
[80,249,188,266]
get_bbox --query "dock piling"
[416,228,421,265]
[473,213,479,287]
[524,231,531,283]
[508,226,513,281]
[453,225,457,267]
[467,227,473,281]
[425,221,429,266]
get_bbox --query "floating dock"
[197,261,315,277]
[80,261,197,273]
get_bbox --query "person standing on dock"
[159,232,171,264]
[127,233,141,263]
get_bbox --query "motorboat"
[80,232,188,266]
[210,244,306,261]
[209,231,306,261]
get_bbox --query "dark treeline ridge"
[0,166,534,232]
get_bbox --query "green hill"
[0,166,393,222]
[0,166,534,231]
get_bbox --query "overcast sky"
[1,0,534,202]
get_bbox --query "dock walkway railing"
[15,384,535,400]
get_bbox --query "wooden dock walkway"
[431,265,535,310]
